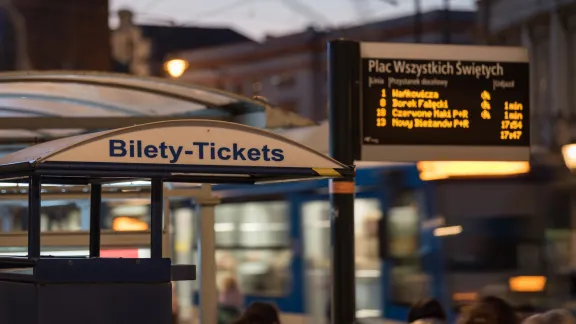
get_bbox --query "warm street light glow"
[418,161,530,180]
[433,225,462,237]
[164,59,189,78]
[509,276,546,292]
[562,143,576,170]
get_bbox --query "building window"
[270,74,296,88]
[301,196,428,317]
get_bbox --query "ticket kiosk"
[0,120,354,324]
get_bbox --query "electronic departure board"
[359,43,530,162]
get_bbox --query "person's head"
[408,298,447,323]
[219,276,243,308]
[234,302,280,324]
[171,282,179,323]
[221,276,239,292]
[521,314,546,324]
[458,296,517,324]
[542,309,576,324]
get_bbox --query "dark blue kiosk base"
[0,281,172,324]
[0,257,174,324]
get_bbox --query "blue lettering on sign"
[108,140,285,164]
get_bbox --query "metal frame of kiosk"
[0,187,204,260]
[0,119,354,324]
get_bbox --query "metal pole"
[89,183,102,258]
[328,39,359,324]
[414,0,422,43]
[174,206,195,321]
[195,184,220,324]
[150,179,163,259]
[27,175,41,258]
[162,197,171,258]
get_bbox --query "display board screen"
[359,43,529,162]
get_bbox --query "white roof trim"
[0,120,347,170]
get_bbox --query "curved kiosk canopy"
[0,120,354,324]
[0,119,353,183]
[0,71,316,144]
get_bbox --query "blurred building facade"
[0,0,110,71]
[477,0,576,153]
[174,10,477,122]
[0,3,252,75]
[477,0,576,307]
[110,9,253,77]
[138,25,253,77]
[477,0,576,225]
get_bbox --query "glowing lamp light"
[452,292,478,302]
[113,216,149,231]
[509,276,546,292]
[433,225,462,237]
[418,161,530,181]
[562,143,576,170]
[164,59,189,78]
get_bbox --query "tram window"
[387,201,430,306]
[387,206,419,259]
[300,198,384,268]
[214,202,290,248]
[216,248,292,296]
[439,216,548,311]
[444,235,518,271]
[546,229,572,271]
[442,217,525,271]
[355,199,384,313]
[301,198,386,318]
[211,201,292,296]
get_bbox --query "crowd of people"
[176,275,576,324]
[408,297,576,324]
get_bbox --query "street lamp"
[164,59,189,78]
[562,143,576,170]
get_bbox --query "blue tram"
[194,161,550,323]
